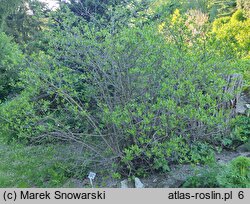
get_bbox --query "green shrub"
[229,115,250,148]
[1,9,245,177]
[0,88,56,143]
[218,156,250,187]
[183,164,221,188]
[183,156,250,188]
[0,32,23,100]
[237,0,250,18]
[212,10,250,58]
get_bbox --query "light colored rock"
[134,177,144,188]
[245,104,250,116]
[63,179,84,188]
[236,97,247,114]
[236,142,250,153]
[121,179,129,188]
[163,179,184,188]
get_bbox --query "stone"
[62,179,84,188]
[134,177,144,188]
[163,179,185,188]
[236,139,250,153]
[236,97,247,114]
[121,179,129,188]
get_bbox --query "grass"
[0,140,69,187]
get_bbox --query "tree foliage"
[0,0,48,52]
[213,9,250,57]
[0,32,23,100]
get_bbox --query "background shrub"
[0,32,23,100]
[183,156,250,188]
[217,156,250,187]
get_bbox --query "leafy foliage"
[0,0,49,53]
[0,9,241,176]
[218,156,250,187]
[212,9,250,58]
[183,156,250,188]
[183,164,220,187]
[0,0,249,184]
[0,32,23,100]
[230,115,250,145]
[237,0,250,17]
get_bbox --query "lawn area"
[0,141,68,187]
